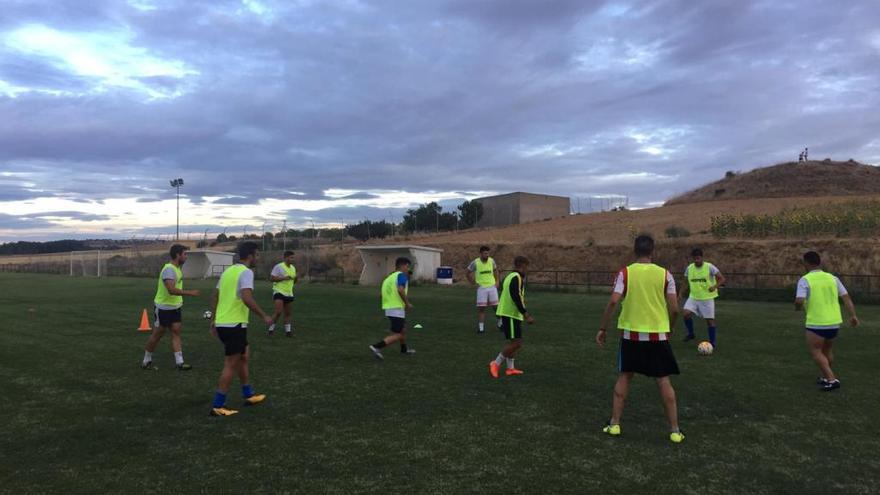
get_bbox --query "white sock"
[143,351,152,365]
[268,323,275,332]
[494,353,505,365]
[174,351,184,365]
[479,322,485,331]
[506,358,515,369]
[284,324,291,333]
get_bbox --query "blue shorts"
[806,328,839,340]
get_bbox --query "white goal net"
[69,250,105,277]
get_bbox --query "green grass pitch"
[1,273,878,494]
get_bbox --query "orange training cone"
[138,309,152,332]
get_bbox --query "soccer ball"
[697,341,714,356]
[203,310,213,320]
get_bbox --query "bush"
[665,226,691,238]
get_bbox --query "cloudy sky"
[2,0,879,242]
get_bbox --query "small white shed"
[355,245,443,286]
[182,249,235,279]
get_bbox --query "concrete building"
[355,245,443,286]
[475,192,570,228]
[182,249,235,278]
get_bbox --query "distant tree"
[403,202,443,232]
[216,232,228,243]
[457,200,483,229]
[345,220,393,241]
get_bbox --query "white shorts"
[684,298,715,319]
[476,286,499,307]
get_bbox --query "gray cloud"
[1,0,879,240]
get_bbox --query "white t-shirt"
[215,266,255,328]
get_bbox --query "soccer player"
[596,235,684,443]
[207,241,274,417]
[680,248,726,346]
[488,256,534,378]
[141,244,200,371]
[467,246,500,334]
[795,251,859,391]
[268,250,297,337]
[369,257,416,359]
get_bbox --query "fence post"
[555,271,559,290]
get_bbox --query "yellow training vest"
[474,258,496,288]
[272,263,297,297]
[496,272,525,321]
[381,271,407,310]
[618,263,670,333]
[687,262,718,300]
[154,263,183,308]
[804,271,843,327]
[215,264,250,326]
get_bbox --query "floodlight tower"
[170,178,184,240]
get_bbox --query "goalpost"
[69,250,104,277]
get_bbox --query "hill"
[665,160,880,205]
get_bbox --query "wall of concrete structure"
[517,193,570,223]
[475,193,520,228]
[475,192,569,228]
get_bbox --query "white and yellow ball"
[697,341,714,356]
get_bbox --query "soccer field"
[1,273,878,494]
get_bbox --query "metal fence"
[511,270,880,302]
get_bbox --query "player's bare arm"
[398,286,413,309]
[597,292,622,346]
[841,294,859,327]
[710,272,726,292]
[241,288,273,324]
[164,279,200,297]
[666,292,679,329]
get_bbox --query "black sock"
[400,344,408,353]
[373,341,387,349]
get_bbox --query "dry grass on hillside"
[380,195,880,247]
[666,160,880,205]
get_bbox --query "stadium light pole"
[170,178,184,240]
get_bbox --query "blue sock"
[685,318,695,337]
[242,384,254,399]
[212,391,226,408]
[708,326,717,345]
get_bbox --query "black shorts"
[154,307,182,328]
[273,293,295,304]
[388,317,406,333]
[216,325,249,356]
[498,316,523,340]
[618,339,680,377]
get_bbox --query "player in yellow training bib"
[268,250,297,337]
[141,244,200,371]
[680,248,725,347]
[597,235,684,444]
[794,251,859,391]
[467,245,500,334]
